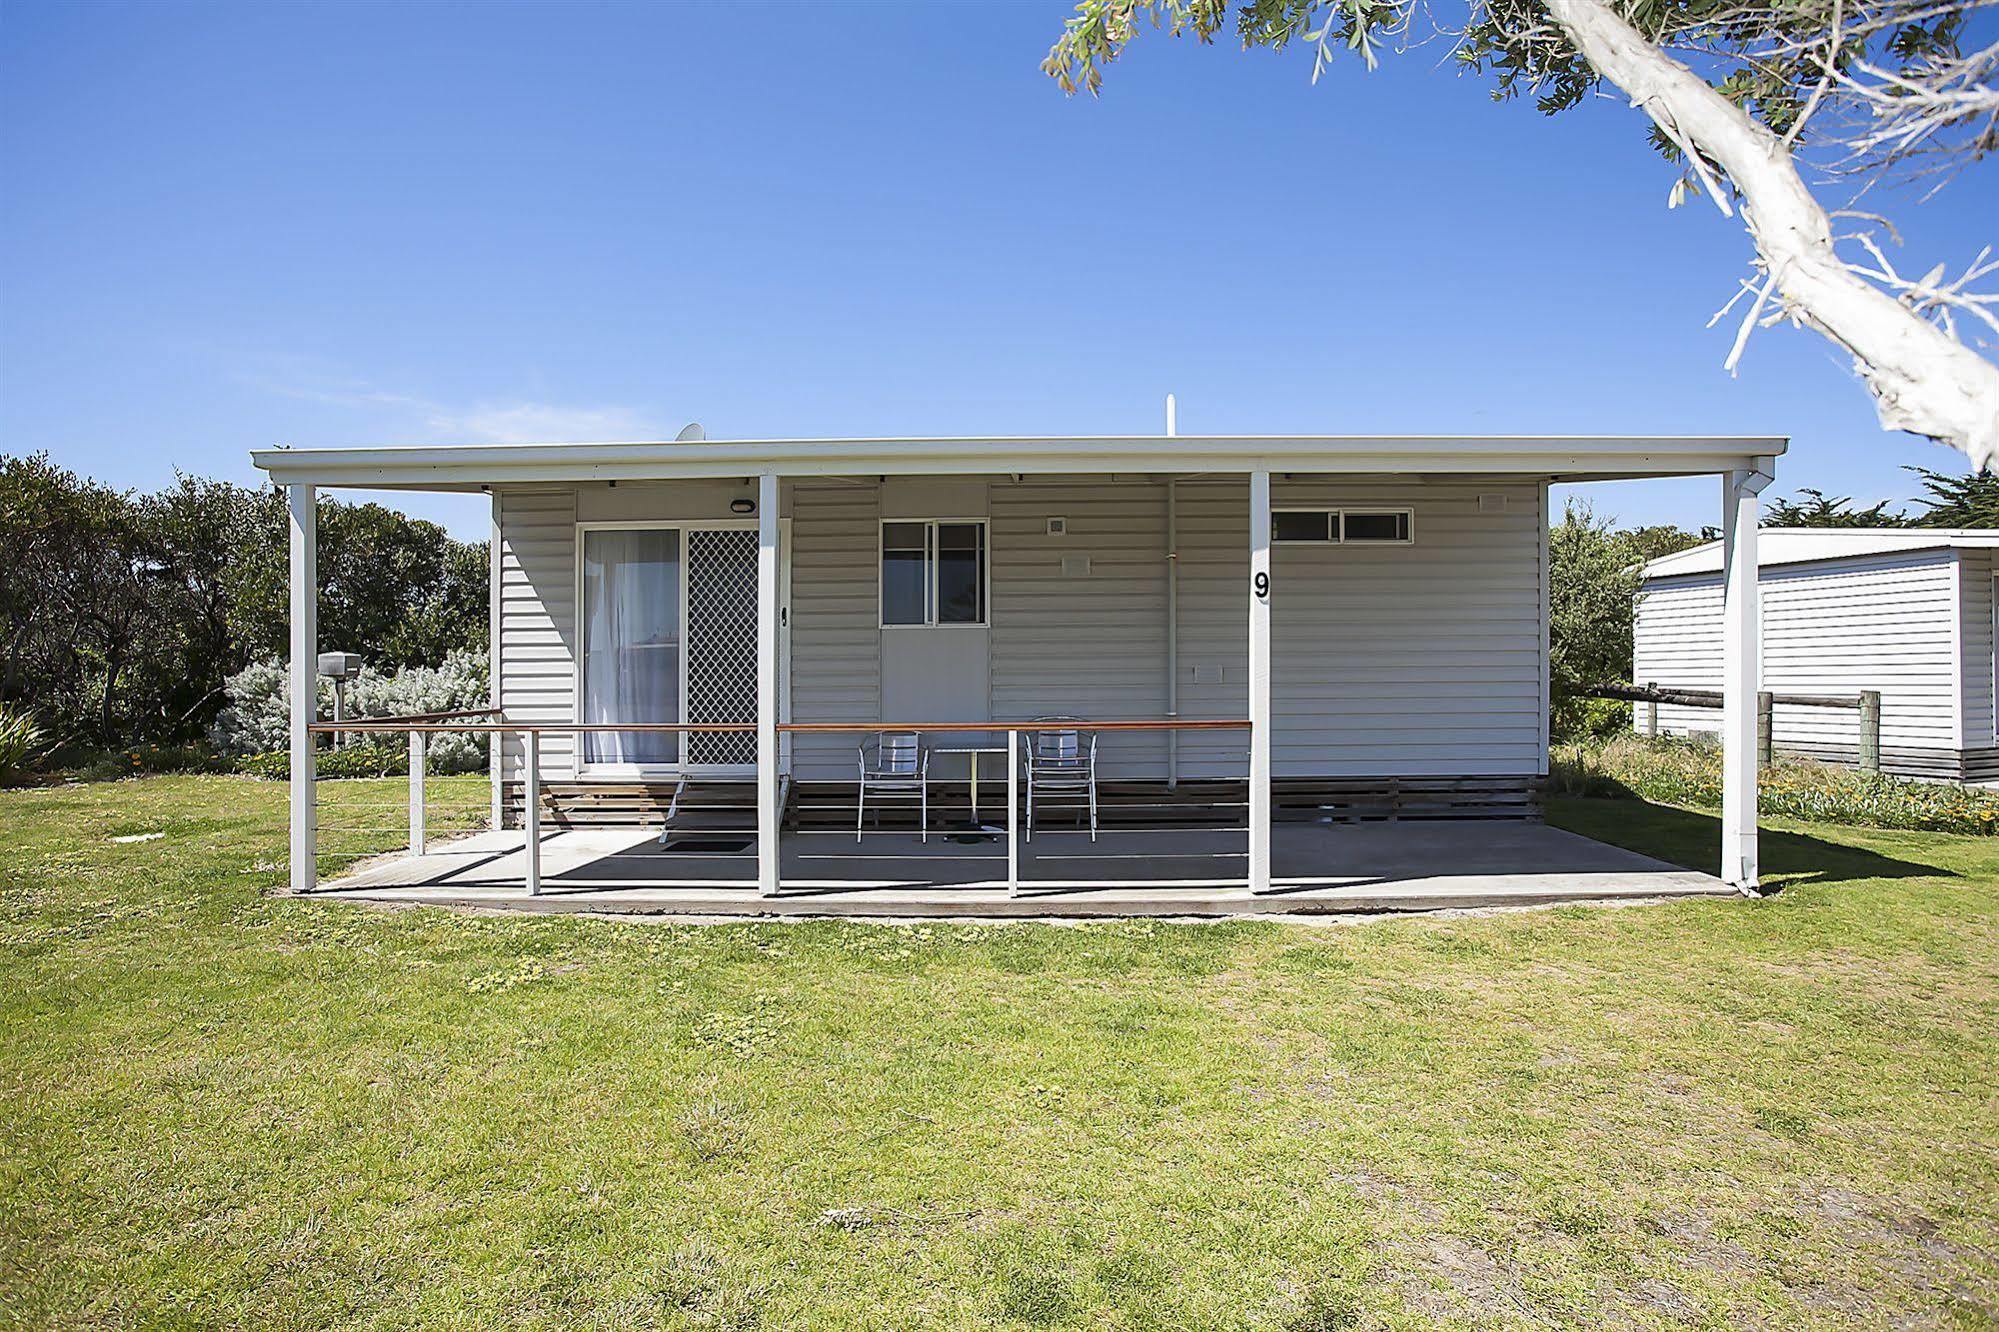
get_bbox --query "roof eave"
[250,434,1788,491]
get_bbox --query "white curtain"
[580,529,681,766]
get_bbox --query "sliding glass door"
[579,528,682,767]
[577,521,787,774]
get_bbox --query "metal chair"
[857,731,930,842]
[1023,716,1098,842]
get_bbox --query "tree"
[1045,0,1999,469]
[1761,486,1911,525]
[1906,465,1999,524]
[1624,522,1709,561]
[1547,500,1646,737]
[0,455,490,749]
[224,490,489,672]
[141,476,265,729]
[0,456,154,742]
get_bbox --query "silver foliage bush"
[210,650,490,773]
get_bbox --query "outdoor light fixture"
[730,498,755,514]
[316,652,363,750]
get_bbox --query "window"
[1272,510,1333,543]
[881,520,987,626]
[1343,510,1412,543]
[1271,508,1413,544]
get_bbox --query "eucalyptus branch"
[1043,0,1999,466]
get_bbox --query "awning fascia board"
[251,434,1787,491]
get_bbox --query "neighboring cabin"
[1635,529,1999,783]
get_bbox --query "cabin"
[1636,528,1998,783]
[254,432,1785,912]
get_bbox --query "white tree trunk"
[1546,0,1999,471]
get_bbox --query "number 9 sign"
[1253,571,1269,601]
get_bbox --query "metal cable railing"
[303,716,1253,897]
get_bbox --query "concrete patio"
[310,821,1729,918]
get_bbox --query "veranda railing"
[304,715,1252,897]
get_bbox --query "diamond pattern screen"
[686,528,760,766]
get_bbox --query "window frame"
[877,517,990,628]
[1340,508,1416,544]
[1269,507,1416,546]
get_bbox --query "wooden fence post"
[1756,691,1774,767]
[1643,682,1658,738]
[1859,691,1881,772]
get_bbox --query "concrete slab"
[310,820,1729,919]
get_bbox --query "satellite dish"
[675,422,706,442]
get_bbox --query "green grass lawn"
[2,776,1995,1330]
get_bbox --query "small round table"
[929,744,1010,828]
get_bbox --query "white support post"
[287,484,317,893]
[1248,470,1272,894]
[757,472,780,897]
[409,731,426,856]
[488,489,503,833]
[1006,729,1020,897]
[1721,464,1772,894]
[524,729,541,896]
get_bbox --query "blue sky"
[3,0,1993,539]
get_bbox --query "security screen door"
[684,528,760,766]
[578,523,779,772]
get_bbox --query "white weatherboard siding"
[990,479,1171,778]
[496,489,579,782]
[1170,478,1547,779]
[788,482,883,780]
[1962,549,1995,755]
[1635,549,1963,761]
[496,476,1550,784]
[1267,479,1546,778]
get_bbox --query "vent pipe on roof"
[1164,393,1177,438]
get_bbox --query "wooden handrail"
[309,721,756,733]
[309,718,1250,735]
[781,719,1249,733]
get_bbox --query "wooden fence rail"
[1584,683,1881,771]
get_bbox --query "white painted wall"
[1169,477,1547,778]
[497,474,1551,785]
[496,489,579,781]
[788,482,882,781]
[1960,549,1995,752]
[989,479,1171,778]
[1634,548,1969,763]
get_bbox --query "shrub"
[212,650,489,775]
[1550,733,1999,836]
[55,742,232,783]
[1550,695,1632,742]
[237,747,412,780]
[0,705,46,785]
